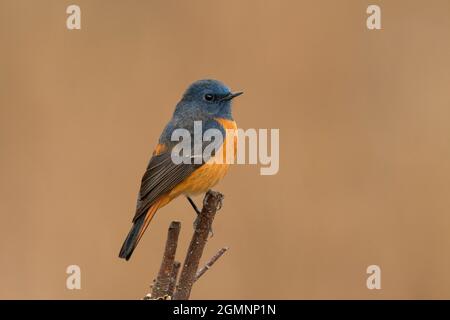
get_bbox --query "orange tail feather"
[119,198,162,260]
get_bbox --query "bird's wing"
[132,118,226,222]
[132,151,201,222]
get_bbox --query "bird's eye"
[204,94,214,101]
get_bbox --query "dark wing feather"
[132,152,201,222]
[132,118,226,222]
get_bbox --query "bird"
[119,79,243,260]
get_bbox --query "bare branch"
[195,247,228,281]
[151,221,181,299]
[173,190,224,300]
[167,261,181,297]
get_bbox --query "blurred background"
[1,0,450,299]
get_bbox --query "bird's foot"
[188,192,223,238]
[204,189,224,212]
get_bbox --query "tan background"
[1,0,450,299]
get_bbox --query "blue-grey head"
[174,79,243,120]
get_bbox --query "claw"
[189,192,221,237]
[204,190,224,213]
[192,216,198,230]
[216,197,223,211]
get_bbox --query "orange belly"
[164,118,237,202]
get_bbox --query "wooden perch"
[151,221,180,299]
[195,247,229,281]
[144,190,227,300]
[173,190,224,300]
[167,261,181,297]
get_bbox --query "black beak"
[222,91,244,101]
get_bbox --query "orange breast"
[167,118,237,198]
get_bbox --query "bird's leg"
[187,196,214,237]
[187,196,201,215]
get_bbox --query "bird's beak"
[222,91,244,101]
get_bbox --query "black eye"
[204,94,214,101]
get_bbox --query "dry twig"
[167,261,181,297]
[173,190,224,300]
[144,190,226,300]
[151,221,180,299]
[195,247,229,281]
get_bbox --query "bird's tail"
[119,200,161,261]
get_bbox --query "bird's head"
[175,79,243,120]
